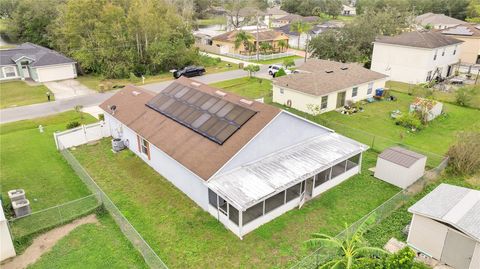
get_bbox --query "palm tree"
[234,31,253,54]
[306,216,388,269]
[259,42,272,54]
[277,39,287,52]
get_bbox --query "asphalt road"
[0,57,306,124]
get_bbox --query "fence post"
[371,135,376,149]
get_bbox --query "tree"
[277,39,288,52]
[283,58,295,68]
[243,64,260,77]
[290,21,312,50]
[234,30,253,53]
[447,131,480,176]
[259,41,272,54]
[0,0,18,19]
[324,0,342,18]
[466,0,480,22]
[306,216,388,269]
[274,68,287,77]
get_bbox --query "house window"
[280,88,284,94]
[453,46,457,55]
[3,66,16,77]
[315,167,332,187]
[208,189,218,207]
[426,71,432,81]
[367,82,374,95]
[321,96,328,109]
[442,49,445,56]
[137,135,150,159]
[264,191,285,213]
[433,50,438,60]
[352,87,358,97]
[286,182,301,202]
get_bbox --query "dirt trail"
[1,214,98,269]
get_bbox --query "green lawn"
[72,140,399,268]
[386,81,480,109]
[211,77,272,102]
[251,55,302,65]
[197,16,226,26]
[77,59,237,92]
[0,81,54,109]
[29,211,147,269]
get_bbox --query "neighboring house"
[374,146,426,189]
[407,184,480,269]
[370,31,463,84]
[272,59,387,114]
[264,6,289,27]
[0,43,77,83]
[271,14,319,28]
[211,29,289,55]
[440,24,480,64]
[415,13,466,30]
[275,21,344,49]
[342,5,356,16]
[100,77,368,238]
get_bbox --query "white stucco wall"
[374,157,426,189]
[0,201,16,262]
[407,214,449,259]
[371,42,460,84]
[470,242,480,269]
[35,63,77,82]
[105,113,210,210]
[272,78,387,114]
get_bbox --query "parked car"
[268,64,293,76]
[173,66,206,79]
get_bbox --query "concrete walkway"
[45,79,96,100]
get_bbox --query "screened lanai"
[207,133,367,237]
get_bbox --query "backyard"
[0,81,54,109]
[0,111,146,267]
[72,140,399,268]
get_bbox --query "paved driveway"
[45,79,96,100]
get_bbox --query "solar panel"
[146,82,257,145]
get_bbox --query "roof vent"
[191,82,201,87]
[239,99,253,106]
[108,105,117,115]
[340,67,348,70]
[132,90,141,96]
[325,70,334,73]
[215,90,227,97]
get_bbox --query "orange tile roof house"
[100,77,368,238]
[211,29,289,55]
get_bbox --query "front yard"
[72,140,399,268]
[0,81,54,109]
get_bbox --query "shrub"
[274,68,287,77]
[98,114,105,121]
[455,87,475,107]
[283,58,295,68]
[395,113,422,131]
[66,121,81,129]
[447,132,480,176]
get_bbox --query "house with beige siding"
[440,24,480,64]
[211,29,289,55]
[272,59,388,114]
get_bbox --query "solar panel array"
[146,82,257,145]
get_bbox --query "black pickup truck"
[173,65,206,79]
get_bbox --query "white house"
[407,184,480,269]
[415,13,466,30]
[0,43,77,82]
[272,59,388,114]
[342,5,356,16]
[275,21,344,49]
[371,31,463,84]
[100,77,368,238]
[264,6,289,27]
[374,146,426,189]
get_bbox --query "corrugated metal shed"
[409,184,480,241]
[379,146,426,168]
[208,133,367,210]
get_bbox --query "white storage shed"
[374,147,426,189]
[407,184,480,269]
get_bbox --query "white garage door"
[36,64,76,82]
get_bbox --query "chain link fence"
[8,194,100,239]
[59,141,168,269]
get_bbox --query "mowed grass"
[0,81,54,109]
[29,211,147,269]
[251,55,302,65]
[72,140,399,268]
[0,111,96,211]
[211,77,272,101]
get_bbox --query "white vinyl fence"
[223,52,295,61]
[53,122,111,150]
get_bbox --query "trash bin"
[238,63,244,69]
[8,189,26,202]
[12,199,31,217]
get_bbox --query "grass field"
[77,59,236,91]
[251,55,302,65]
[0,81,54,109]
[211,77,272,101]
[72,140,399,268]
[197,16,227,26]
[29,211,147,269]
[386,81,480,109]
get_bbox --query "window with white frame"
[280,88,284,94]
[433,50,438,60]
[352,87,358,97]
[426,71,432,81]
[140,137,149,156]
[3,66,16,77]
[453,45,457,55]
[367,82,374,95]
[442,49,445,56]
[321,96,328,109]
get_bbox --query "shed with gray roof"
[374,146,426,189]
[407,184,480,269]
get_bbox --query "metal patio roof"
[208,133,368,211]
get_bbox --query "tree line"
[1,0,200,78]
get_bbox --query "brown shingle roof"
[212,29,288,42]
[273,59,387,96]
[274,14,319,23]
[415,13,465,26]
[379,146,426,168]
[440,23,480,37]
[99,77,280,180]
[375,31,463,49]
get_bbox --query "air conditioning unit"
[8,189,26,202]
[12,199,31,217]
[111,138,126,152]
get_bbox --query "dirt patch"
[1,214,98,269]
